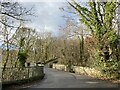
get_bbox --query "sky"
[0,0,87,47]
[10,0,119,37]
[17,0,87,36]
[20,1,70,36]
[0,0,80,47]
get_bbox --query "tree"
[13,27,36,67]
[59,18,90,66]
[68,0,120,78]
[34,32,57,64]
[0,1,33,70]
[0,1,33,27]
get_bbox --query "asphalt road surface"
[19,67,119,89]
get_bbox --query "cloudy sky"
[0,0,81,46]
[20,0,71,36]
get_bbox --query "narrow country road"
[20,67,119,89]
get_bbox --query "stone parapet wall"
[53,64,102,78]
[1,66,44,84]
[53,64,66,71]
[73,66,102,77]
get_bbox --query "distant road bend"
[20,67,119,89]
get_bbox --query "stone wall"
[73,66,102,77]
[2,66,44,84]
[53,64,67,71]
[53,64,102,78]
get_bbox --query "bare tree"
[0,1,34,70]
[12,27,36,67]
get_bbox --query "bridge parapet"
[1,66,44,85]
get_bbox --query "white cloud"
[44,26,53,32]
[23,2,66,36]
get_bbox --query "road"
[19,67,119,89]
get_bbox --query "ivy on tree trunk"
[68,0,120,79]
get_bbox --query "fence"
[1,66,44,84]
